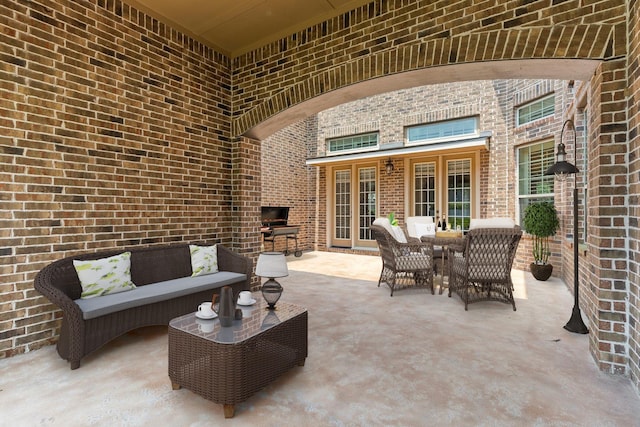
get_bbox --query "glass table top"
[170,296,306,344]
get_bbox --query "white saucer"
[195,311,218,320]
[237,298,256,306]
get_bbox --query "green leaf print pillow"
[73,252,136,299]
[189,244,218,277]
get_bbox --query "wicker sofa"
[34,243,252,370]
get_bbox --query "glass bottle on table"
[441,215,447,230]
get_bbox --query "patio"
[2,251,639,426]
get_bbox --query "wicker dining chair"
[370,219,434,296]
[448,224,522,310]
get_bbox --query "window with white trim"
[517,140,556,224]
[328,133,378,154]
[517,95,555,126]
[414,162,436,217]
[407,117,478,144]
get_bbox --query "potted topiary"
[522,201,560,281]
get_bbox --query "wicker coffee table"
[168,300,307,418]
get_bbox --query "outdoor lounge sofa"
[34,243,252,369]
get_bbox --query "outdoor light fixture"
[255,252,288,310]
[544,119,588,334]
[385,158,394,175]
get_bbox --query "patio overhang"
[305,132,491,166]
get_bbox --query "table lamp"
[255,252,288,310]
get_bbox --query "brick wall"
[0,0,231,357]
[297,79,567,274]
[627,0,640,391]
[231,0,626,136]
[1,0,638,396]
[261,118,316,254]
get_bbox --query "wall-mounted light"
[384,158,394,175]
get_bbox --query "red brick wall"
[0,0,231,357]
[261,118,316,254]
[627,0,640,390]
[1,0,638,395]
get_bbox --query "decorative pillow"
[190,244,218,277]
[414,222,436,237]
[73,252,136,299]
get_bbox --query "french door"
[332,165,377,248]
[412,156,474,231]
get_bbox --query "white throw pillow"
[190,244,219,276]
[414,222,436,237]
[73,252,136,299]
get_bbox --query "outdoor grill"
[260,206,302,257]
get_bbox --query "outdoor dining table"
[421,230,465,294]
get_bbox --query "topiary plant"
[522,201,560,265]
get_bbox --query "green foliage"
[387,212,398,226]
[522,202,560,264]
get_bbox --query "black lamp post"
[544,119,589,334]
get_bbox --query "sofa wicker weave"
[448,226,522,310]
[34,243,252,370]
[370,221,434,296]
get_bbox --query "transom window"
[517,140,556,223]
[407,117,478,144]
[517,95,555,126]
[328,133,378,153]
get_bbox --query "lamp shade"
[544,160,579,176]
[545,120,579,177]
[255,252,288,278]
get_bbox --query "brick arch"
[235,23,623,139]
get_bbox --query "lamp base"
[564,305,589,334]
[261,278,283,310]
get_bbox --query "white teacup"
[198,302,215,317]
[238,291,253,305]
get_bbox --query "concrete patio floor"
[2,251,640,426]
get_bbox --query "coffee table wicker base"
[168,310,307,418]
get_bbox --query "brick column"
[585,58,629,374]
[231,136,261,287]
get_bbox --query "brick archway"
[230,1,631,384]
[233,22,624,139]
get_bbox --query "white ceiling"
[128,0,373,57]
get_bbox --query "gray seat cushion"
[75,272,246,320]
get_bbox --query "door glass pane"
[335,170,351,240]
[358,167,376,241]
[447,159,471,231]
[414,162,436,216]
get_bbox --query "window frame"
[406,116,479,145]
[327,132,379,155]
[516,140,556,225]
[516,94,555,127]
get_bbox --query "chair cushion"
[373,218,408,243]
[75,271,246,320]
[406,216,434,238]
[414,222,436,238]
[469,217,515,230]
